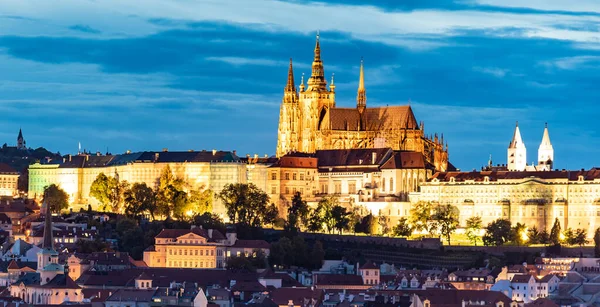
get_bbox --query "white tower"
[508,122,527,171]
[537,123,553,171]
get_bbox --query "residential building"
[0,163,19,197]
[143,227,269,269]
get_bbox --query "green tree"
[155,165,186,218]
[76,238,112,253]
[123,183,156,219]
[465,216,482,246]
[432,204,459,245]
[43,184,69,213]
[527,226,541,244]
[90,173,111,209]
[310,241,325,270]
[226,249,267,272]
[510,222,528,246]
[393,217,412,237]
[286,192,309,233]
[263,203,279,227]
[188,187,213,215]
[594,228,600,257]
[550,218,562,245]
[482,219,512,246]
[193,212,226,234]
[379,215,391,236]
[564,228,576,246]
[218,183,271,227]
[90,172,128,213]
[409,201,433,235]
[318,196,340,233]
[574,229,589,247]
[539,230,550,245]
[330,205,351,234]
[307,202,327,232]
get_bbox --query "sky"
[1,0,600,170]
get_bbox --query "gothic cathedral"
[276,34,449,172]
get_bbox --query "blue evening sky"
[1,0,600,170]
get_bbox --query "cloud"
[464,0,600,14]
[473,66,509,78]
[68,25,101,34]
[541,55,600,70]
[3,0,600,49]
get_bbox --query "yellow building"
[28,150,246,216]
[413,169,600,236]
[276,34,448,172]
[0,163,19,197]
[143,227,270,269]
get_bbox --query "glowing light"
[186,210,194,217]
[521,229,528,242]
[559,233,565,241]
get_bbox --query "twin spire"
[285,32,367,111]
[507,122,554,171]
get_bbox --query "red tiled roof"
[106,289,156,302]
[315,274,364,286]
[0,163,17,174]
[155,228,225,241]
[360,261,378,270]
[525,298,559,307]
[268,287,323,306]
[511,274,534,283]
[6,260,19,270]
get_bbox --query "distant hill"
[0,144,62,191]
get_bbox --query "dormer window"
[578,175,584,182]
[449,177,455,183]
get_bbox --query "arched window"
[389,178,394,192]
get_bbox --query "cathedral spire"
[307,32,327,91]
[357,57,366,112]
[284,58,296,93]
[42,199,54,250]
[508,121,527,171]
[300,73,305,92]
[538,122,554,170]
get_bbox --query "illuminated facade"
[276,34,448,172]
[143,228,269,269]
[413,169,600,236]
[28,150,245,216]
[0,163,19,197]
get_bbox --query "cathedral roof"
[381,151,427,170]
[327,106,418,131]
[315,148,393,168]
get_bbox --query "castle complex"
[276,34,449,172]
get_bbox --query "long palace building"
[276,34,449,172]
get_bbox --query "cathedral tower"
[508,122,527,171]
[537,123,553,171]
[17,128,26,150]
[357,58,366,113]
[276,59,300,157]
[37,201,62,285]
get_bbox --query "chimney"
[154,153,159,162]
[162,148,168,152]
[371,152,376,164]
[68,154,72,162]
[126,150,131,154]
[233,150,237,156]
[208,229,213,238]
[212,149,217,156]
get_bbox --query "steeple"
[42,200,54,250]
[357,58,366,113]
[507,121,527,171]
[538,122,554,171]
[330,73,335,92]
[284,58,296,93]
[17,128,26,150]
[307,32,327,91]
[300,73,305,92]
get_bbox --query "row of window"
[168,248,216,256]
[168,260,215,268]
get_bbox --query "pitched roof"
[430,168,600,183]
[381,151,427,169]
[361,261,378,270]
[315,274,364,286]
[106,289,157,302]
[525,298,559,307]
[327,105,418,132]
[232,240,270,249]
[6,260,19,270]
[511,274,534,283]
[315,148,393,168]
[268,287,323,306]
[0,213,11,224]
[0,163,17,174]
[416,289,512,307]
[154,228,225,241]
